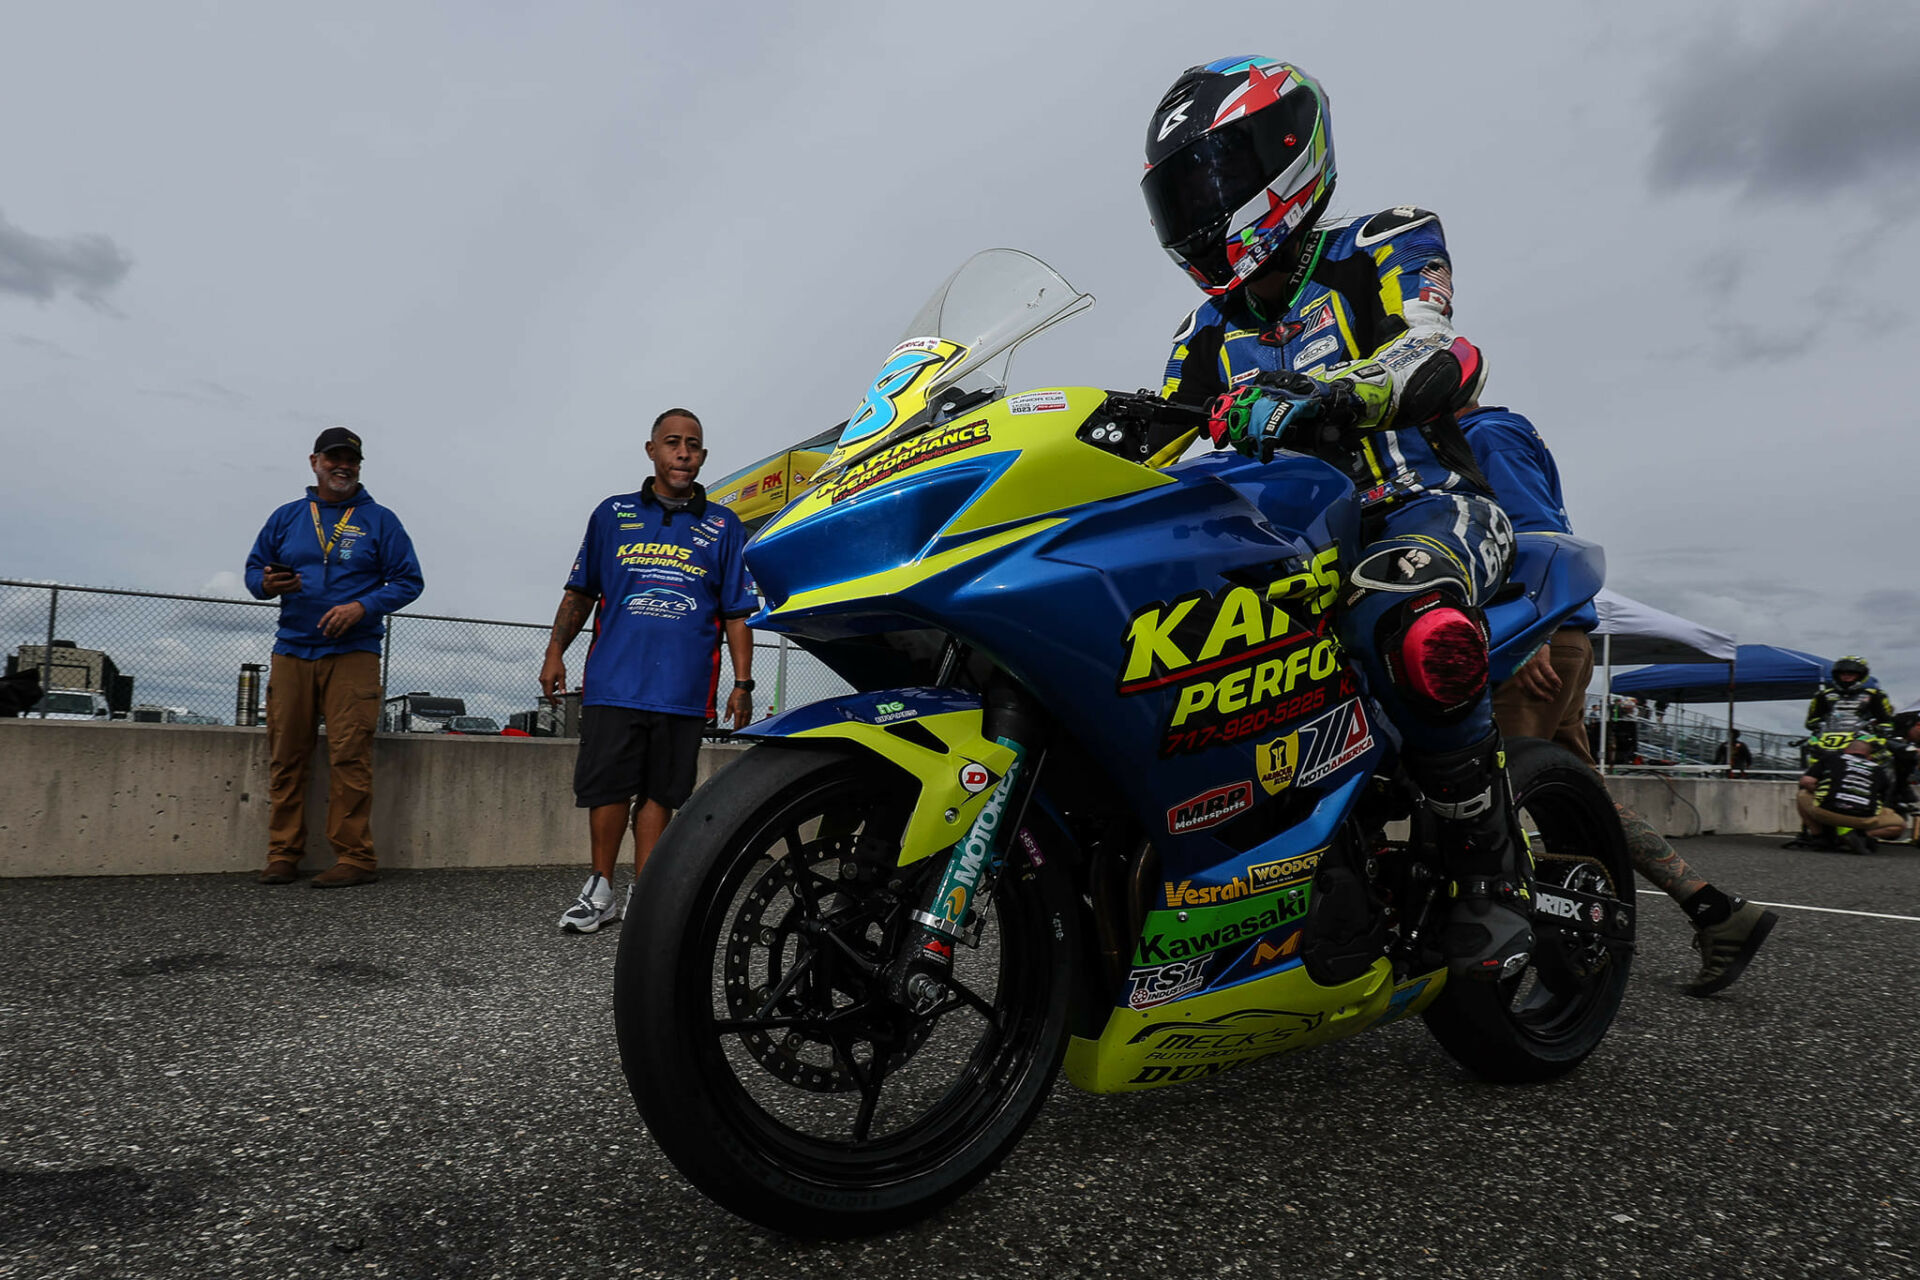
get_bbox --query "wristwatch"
[734,679,755,692]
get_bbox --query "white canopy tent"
[1588,589,1737,769]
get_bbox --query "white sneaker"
[558,874,620,933]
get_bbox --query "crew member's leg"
[562,706,643,933]
[262,653,319,884]
[632,712,704,879]
[1492,627,1775,995]
[311,651,381,886]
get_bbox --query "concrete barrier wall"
[0,720,746,878]
[0,721,1797,878]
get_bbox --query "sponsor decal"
[1116,547,1346,756]
[1301,301,1336,335]
[1299,334,1339,364]
[1126,957,1209,1010]
[1128,1007,1323,1066]
[1287,698,1375,789]
[739,481,759,499]
[618,521,646,530]
[612,501,636,511]
[1167,781,1254,835]
[939,770,1013,926]
[760,469,783,490]
[1007,390,1069,415]
[622,587,698,618]
[1127,1062,1239,1084]
[1251,931,1302,967]
[1247,851,1320,889]
[1164,849,1318,909]
[816,420,992,505]
[1255,735,1296,794]
[1134,885,1312,965]
[957,761,993,793]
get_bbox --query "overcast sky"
[3,0,1915,729]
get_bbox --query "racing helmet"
[1142,56,1335,297]
[1832,656,1869,685]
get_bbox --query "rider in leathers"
[1142,56,1529,980]
[1805,656,1895,740]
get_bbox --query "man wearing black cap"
[244,428,424,887]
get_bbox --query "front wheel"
[614,743,1075,1237]
[1422,737,1635,1082]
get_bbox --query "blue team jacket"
[245,486,425,658]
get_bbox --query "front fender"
[737,686,1018,869]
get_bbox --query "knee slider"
[1380,592,1489,718]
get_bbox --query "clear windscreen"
[816,249,1093,479]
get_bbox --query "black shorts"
[573,706,704,810]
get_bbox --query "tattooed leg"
[1615,801,1706,901]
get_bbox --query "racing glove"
[1205,374,1368,459]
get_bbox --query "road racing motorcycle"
[614,250,1632,1236]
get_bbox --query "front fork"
[886,677,1045,1012]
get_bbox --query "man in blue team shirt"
[540,408,757,933]
[245,427,424,888]
[1462,405,1776,995]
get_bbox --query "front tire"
[614,743,1074,1236]
[1422,737,1634,1082]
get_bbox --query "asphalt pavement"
[2,834,1916,1280]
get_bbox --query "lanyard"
[309,502,358,565]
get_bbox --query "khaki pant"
[1491,627,1596,766]
[1795,790,1904,838]
[267,651,382,867]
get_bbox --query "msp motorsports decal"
[1166,781,1253,835]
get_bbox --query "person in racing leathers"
[1797,738,1905,853]
[1805,657,1894,740]
[1142,56,1527,982]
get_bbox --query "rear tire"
[614,743,1075,1236]
[1422,737,1634,1082]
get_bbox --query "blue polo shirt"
[566,479,756,716]
[1460,407,1599,631]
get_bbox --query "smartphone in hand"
[264,562,300,593]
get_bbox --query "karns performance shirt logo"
[1166,781,1253,835]
[815,421,992,505]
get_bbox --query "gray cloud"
[12,333,76,359]
[0,208,132,305]
[1648,4,1920,198]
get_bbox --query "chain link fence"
[0,580,850,737]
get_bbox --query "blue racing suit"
[1163,206,1508,754]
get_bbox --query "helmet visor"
[1141,89,1320,286]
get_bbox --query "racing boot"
[1407,733,1535,983]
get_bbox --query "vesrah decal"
[815,420,990,504]
[1164,849,1320,909]
[1116,549,1350,757]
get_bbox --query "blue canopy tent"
[1611,645,1831,704]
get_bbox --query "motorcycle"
[613,250,1631,1236]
